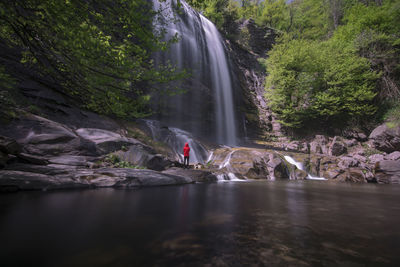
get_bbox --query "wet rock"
[209,147,287,180]
[0,167,194,191]
[113,169,193,187]
[267,156,288,180]
[162,168,217,183]
[369,123,400,153]
[335,168,366,183]
[294,169,308,180]
[146,154,171,171]
[386,151,400,161]
[374,160,400,184]
[321,169,342,180]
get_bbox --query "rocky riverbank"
[1,109,399,192]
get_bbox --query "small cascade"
[284,155,327,180]
[143,119,209,164]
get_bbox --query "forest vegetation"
[0,0,184,119]
[187,0,400,130]
[0,0,399,131]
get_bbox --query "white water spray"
[284,155,327,180]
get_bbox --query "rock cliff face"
[225,19,284,141]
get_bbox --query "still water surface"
[1,181,400,266]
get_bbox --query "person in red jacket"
[183,142,190,168]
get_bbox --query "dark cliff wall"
[224,19,284,142]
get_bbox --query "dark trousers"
[184,156,189,168]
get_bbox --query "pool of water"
[1,181,400,266]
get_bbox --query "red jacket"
[183,143,190,157]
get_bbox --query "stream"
[1,181,400,266]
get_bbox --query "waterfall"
[284,155,327,180]
[143,119,209,164]
[152,0,238,146]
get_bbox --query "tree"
[0,0,183,118]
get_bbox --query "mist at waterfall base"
[151,0,240,146]
[2,182,400,266]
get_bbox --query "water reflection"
[1,181,400,266]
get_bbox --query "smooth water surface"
[1,181,400,266]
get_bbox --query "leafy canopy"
[0,0,185,118]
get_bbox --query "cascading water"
[284,155,327,180]
[152,0,238,146]
[143,119,209,164]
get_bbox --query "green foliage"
[265,38,379,128]
[186,0,239,34]
[384,102,400,127]
[104,154,145,169]
[262,0,399,130]
[0,0,184,118]
[362,143,384,157]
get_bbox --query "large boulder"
[209,147,288,180]
[386,151,400,161]
[329,136,347,156]
[76,128,142,155]
[369,123,400,153]
[0,167,194,191]
[374,160,400,184]
[309,135,329,154]
[1,114,97,156]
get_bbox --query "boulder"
[286,141,300,151]
[335,168,366,183]
[309,135,329,154]
[146,154,171,171]
[76,128,143,155]
[374,160,400,184]
[2,114,98,156]
[343,130,368,141]
[209,147,288,180]
[386,151,400,161]
[329,136,347,156]
[369,123,400,153]
[368,154,385,164]
[338,156,359,169]
[114,145,155,167]
[343,138,358,147]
